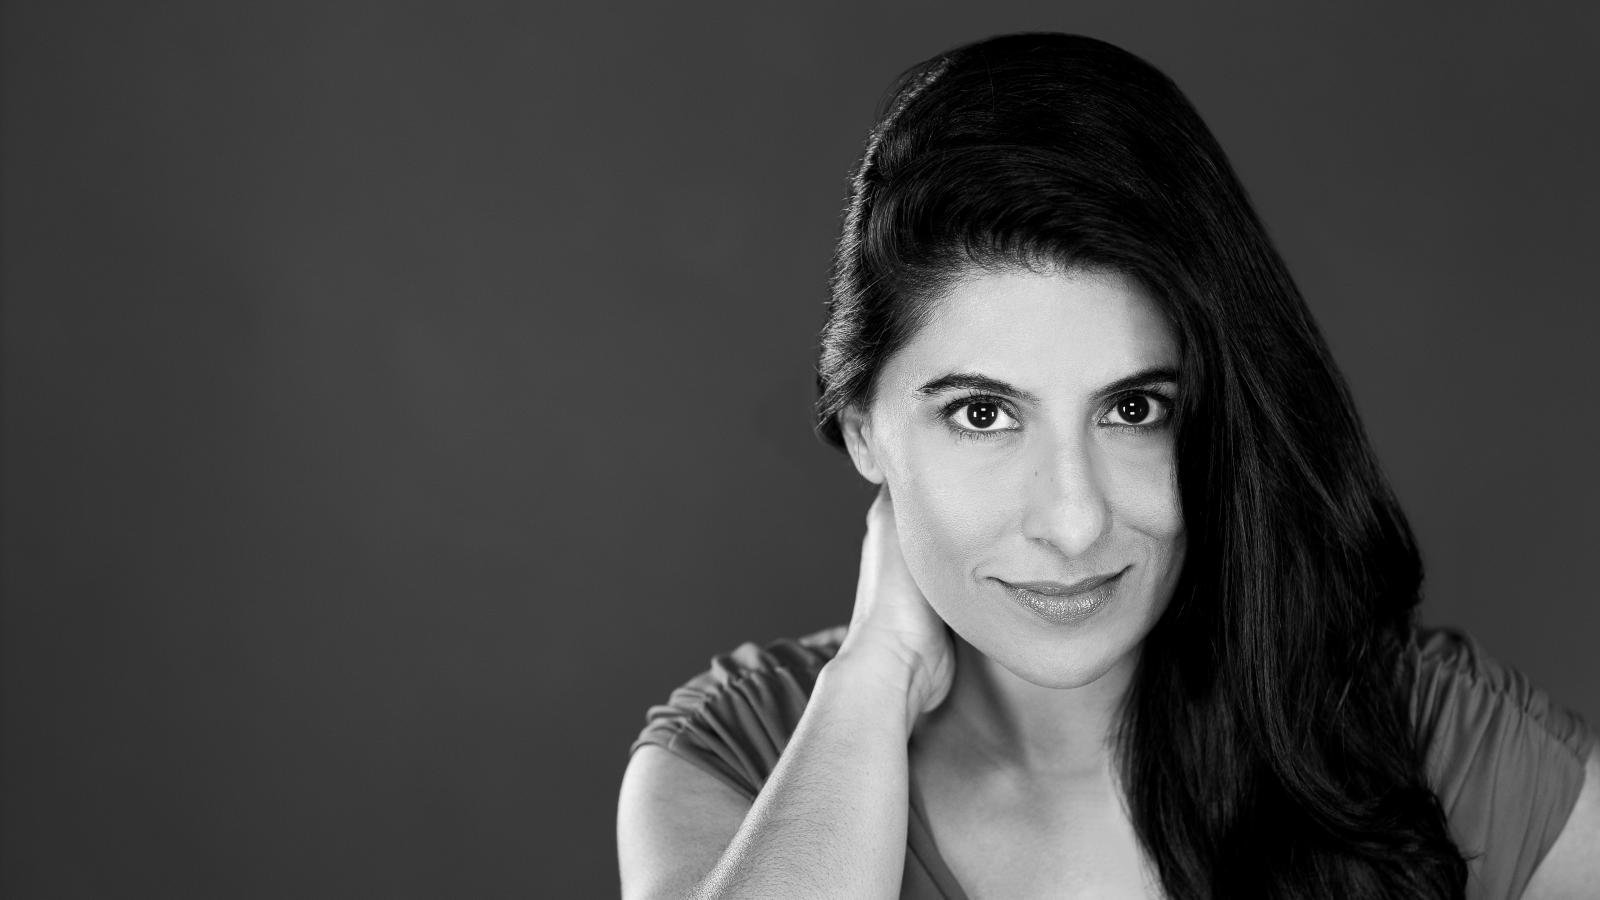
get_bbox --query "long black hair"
[813,33,1468,899]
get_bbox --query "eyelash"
[939,391,1176,442]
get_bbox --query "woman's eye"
[945,398,1019,436]
[1103,392,1173,429]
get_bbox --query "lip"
[999,569,1126,597]
[995,569,1126,625]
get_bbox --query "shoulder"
[1406,624,1596,782]
[627,623,847,800]
[1403,623,1597,899]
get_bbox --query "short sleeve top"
[629,623,1595,900]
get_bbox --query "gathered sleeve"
[628,624,845,802]
[1406,625,1596,900]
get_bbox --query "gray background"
[3,2,1596,897]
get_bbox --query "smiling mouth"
[994,569,1126,625]
[997,568,1126,597]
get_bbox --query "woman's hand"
[834,484,956,727]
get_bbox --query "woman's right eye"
[942,396,1020,439]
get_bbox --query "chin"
[943,584,1157,690]
[990,638,1136,690]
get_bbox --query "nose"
[1020,431,1112,559]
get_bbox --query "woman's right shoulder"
[626,623,848,800]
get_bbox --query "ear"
[839,403,886,486]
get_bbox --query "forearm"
[693,651,916,900]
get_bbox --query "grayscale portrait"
[4,6,1596,900]
[618,29,1599,900]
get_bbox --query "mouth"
[997,568,1127,597]
[994,569,1127,625]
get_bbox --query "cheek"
[889,456,1012,595]
[1109,453,1186,581]
[1106,444,1182,529]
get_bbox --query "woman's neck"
[913,633,1140,785]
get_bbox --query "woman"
[616,32,1598,900]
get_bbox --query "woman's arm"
[617,745,752,900]
[1519,742,1600,899]
[619,484,950,899]
[617,649,918,900]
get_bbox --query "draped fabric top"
[628,623,1594,899]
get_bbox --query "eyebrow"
[913,366,1180,404]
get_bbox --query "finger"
[867,483,891,525]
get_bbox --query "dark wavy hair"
[813,33,1468,900]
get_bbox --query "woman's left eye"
[1101,391,1174,429]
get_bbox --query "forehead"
[888,266,1178,386]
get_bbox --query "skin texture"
[839,263,1187,778]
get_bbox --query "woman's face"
[842,265,1186,689]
